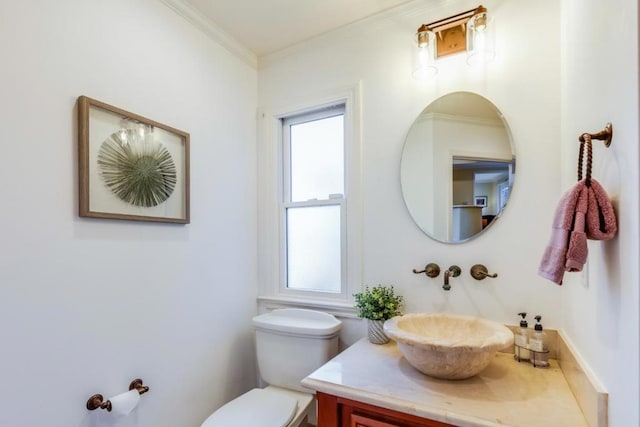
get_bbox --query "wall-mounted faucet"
[443,265,461,291]
[412,263,464,290]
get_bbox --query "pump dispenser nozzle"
[514,312,531,361]
[534,315,543,331]
[528,315,549,367]
[518,312,528,327]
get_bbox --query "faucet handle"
[413,263,440,278]
[470,264,498,280]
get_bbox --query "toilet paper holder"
[86,378,149,412]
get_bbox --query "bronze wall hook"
[578,122,613,147]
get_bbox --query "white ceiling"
[181,0,416,56]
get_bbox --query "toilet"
[201,308,342,427]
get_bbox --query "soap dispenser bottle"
[514,312,530,361]
[529,315,549,367]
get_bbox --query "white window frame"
[282,105,346,296]
[257,84,362,312]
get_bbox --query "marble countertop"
[302,339,587,427]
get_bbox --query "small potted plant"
[354,285,404,344]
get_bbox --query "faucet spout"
[443,265,461,291]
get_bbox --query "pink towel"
[584,179,617,240]
[538,178,617,285]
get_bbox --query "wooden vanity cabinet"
[316,392,457,427]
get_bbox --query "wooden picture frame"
[78,96,190,223]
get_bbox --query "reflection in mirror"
[401,92,515,243]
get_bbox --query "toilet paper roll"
[107,389,140,416]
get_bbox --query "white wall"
[0,1,258,426]
[260,0,562,329]
[259,0,638,425]
[560,0,639,426]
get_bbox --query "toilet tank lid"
[253,309,342,336]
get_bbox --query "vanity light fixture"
[412,5,495,80]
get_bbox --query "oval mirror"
[401,92,515,243]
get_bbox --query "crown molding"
[419,112,505,127]
[158,0,257,69]
[258,0,447,68]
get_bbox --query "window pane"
[286,205,341,293]
[290,115,344,201]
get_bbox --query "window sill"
[257,295,359,319]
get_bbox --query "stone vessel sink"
[383,313,514,380]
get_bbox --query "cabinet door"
[351,413,402,427]
[316,392,458,427]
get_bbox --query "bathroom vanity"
[315,392,456,427]
[302,339,588,427]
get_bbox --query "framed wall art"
[474,196,487,207]
[78,96,190,223]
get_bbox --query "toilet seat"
[201,388,298,427]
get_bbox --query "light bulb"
[412,30,437,80]
[466,11,495,66]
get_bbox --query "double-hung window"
[258,86,361,310]
[281,104,346,296]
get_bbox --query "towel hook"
[579,122,613,147]
[578,122,612,187]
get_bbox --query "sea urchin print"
[97,129,177,207]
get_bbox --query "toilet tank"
[252,309,342,393]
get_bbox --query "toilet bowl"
[201,309,342,427]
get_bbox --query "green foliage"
[353,285,404,321]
